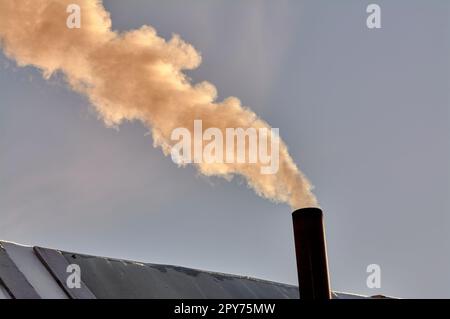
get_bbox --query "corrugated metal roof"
[0,240,369,299]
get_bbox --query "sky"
[0,0,449,298]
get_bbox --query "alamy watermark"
[66,264,81,289]
[170,120,280,175]
[66,4,81,29]
[366,264,381,289]
[366,4,381,29]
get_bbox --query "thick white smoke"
[0,0,318,209]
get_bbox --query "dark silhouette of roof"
[0,241,368,299]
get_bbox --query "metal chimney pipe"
[292,207,331,300]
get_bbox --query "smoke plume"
[0,0,318,209]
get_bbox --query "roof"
[0,240,367,299]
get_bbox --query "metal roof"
[0,240,367,299]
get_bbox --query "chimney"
[292,207,331,299]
